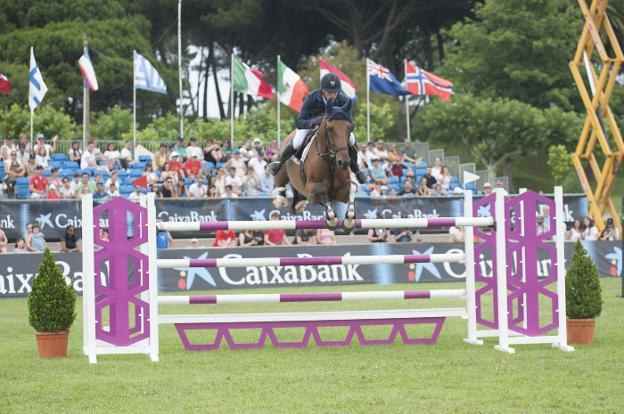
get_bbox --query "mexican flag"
[277,58,308,112]
[232,56,273,100]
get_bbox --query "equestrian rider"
[266,73,369,184]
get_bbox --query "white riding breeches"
[292,129,356,150]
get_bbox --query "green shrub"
[566,241,603,319]
[28,249,76,332]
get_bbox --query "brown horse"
[272,100,357,232]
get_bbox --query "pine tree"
[28,249,76,332]
[566,241,603,319]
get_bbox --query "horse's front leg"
[343,182,357,234]
[308,182,336,231]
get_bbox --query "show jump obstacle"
[81,188,573,363]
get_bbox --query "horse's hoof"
[294,200,309,213]
[326,217,337,231]
[343,219,354,234]
[273,196,288,209]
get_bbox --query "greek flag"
[29,47,48,111]
[133,50,167,94]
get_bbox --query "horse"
[272,99,358,232]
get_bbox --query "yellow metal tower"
[570,0,624,238]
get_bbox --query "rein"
[315,119,349,170]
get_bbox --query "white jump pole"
[146,192,160,362]
[554,186,574,352]
[463,190,482,346]
[81,193,97,364]
[493,188,513,354]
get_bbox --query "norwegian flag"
[405,60,453,102]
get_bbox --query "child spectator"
[30,223,47,252]
[29,166,48,199]
[213,229,237,247]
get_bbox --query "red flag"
[0,73,11,95]
[319,59,357,98]
[404,61,453,102]
[131,175,148,187]
[251,68,274,100]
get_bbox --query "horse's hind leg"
[292,188,309,214]
[343,183,357,234]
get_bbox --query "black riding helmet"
[321,73,341,93]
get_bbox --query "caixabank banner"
[0,195,590,241]
[0,241,620,297]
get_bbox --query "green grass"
[1,280,623,413]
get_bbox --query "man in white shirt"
[248,151,267,177]
[185,137,203,160]
[224,167,243,194]
[59,177,75,199]
[258,169,274,195]
[372,139,388,161]
[81,140,98,169]
[188,178,207,198]
[33,134,57,158]
[128,187,142,202]
[221,184,239,198]
[225,149,246,177]
[120,140,133,168]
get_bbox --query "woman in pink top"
[316,228,336,245]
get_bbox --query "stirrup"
[267,161,282,176]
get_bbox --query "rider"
[266,73,369,184]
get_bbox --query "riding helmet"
[321,73,341,93]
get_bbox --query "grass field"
[1,279,623,413]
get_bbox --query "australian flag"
[367,59,408,96]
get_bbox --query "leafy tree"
[0,104,78,140]
[547,144,583,193]
[90,106,133,141]
[440,0,582,110]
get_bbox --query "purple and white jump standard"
[156,253,465,269]
[157,217,494,232]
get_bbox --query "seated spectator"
[449,226,465,243]
[120,140,133,169]
[221,184,238,198]
[220,139,232,158]
[4,150,26,195]
[17,142,29,165]
[483,182,493,196]
[212,229,236,247]
[264,212,290,246]
[14,238,28,253]
[145,163,158,184]
[0,226,7,253]
[242,167,261,196]
[248,150,267,178]
[239,139,253,162]
[176,180,187,197]
[207,185,218,198]
[173,137,188,159]
[168,152,185,179]
[252,138,264,154]
[438,166,451,193]
[160,177,176,198]
[368,158,388,187]
[203,138,224,164]
[416,177,430,196]
[599,218,619,240]
[30,223,47,252]
[33,134,57,158]
[186,137,203,160]
[46,184,60,200]
[93,182,109,200]
[566,218,584,242]
[258,168,274,196]
[432,183,444,197]
[29,166,48,199]
[128,186,142,202]
[225,149,246,177]
[61,226,80,252]
[108,183,120,198]
[103,142,121,166]
[495,180,509,196]
[422,167,437,188]
[401,179,416,196]
[224,167,243,194]
[48,168,62,188]
[294,228,316,245]
[392,227,413,243]
[183,154,202,181]
[389,160,405,177]
[76,172,96,195]
[372,139,388,161]
[81,139,98,169]
[159,162,177,186]
[367,227,388,243]
[153,144,168,170]
[35,145,49,169]
[60,177,74,199]
[536,215,546,236]
[239,229,260,247]
[189,238,204,249]
[25,154,38,176]
[105,171,121,190]
[150,183,160,196]
[387,144,400,164]
[214,168,227,196]
[316,228,336,245]
[24,223,37,252]
[68,140,82,166]
[188,177,207,198]
[431,157,443,180]
[70,171,80,193]
[0,135,15,161]
[361,142,375,166]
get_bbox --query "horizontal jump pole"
[156,253,465,269]
[157,217,494,232]
[158,289,467,305]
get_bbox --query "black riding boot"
[348,144,369,184]
[267,142,296,176]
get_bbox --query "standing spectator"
[258,168,274,195]
[367,227,388,243]
[68,141,82,166]
[0,226,7,253]
[1,135,15,161]
[483,182,493,196]
[204,138,224,164]
[46,184,60,200]
[188,177,207,198]
[316,228,336,245]
[438,166,451,193]
[600,218,619,240]
[224,167,243,194]
[264,212,290,246]
[14,238,28,253]
[48,168,62,188]
[416,177,430,196]
[431,157,443,180]
[24,223,37,252]
[294,228,316,245]
[582,217,598,240]
[76,172,96,195]
[536,215,546,236]
[186,137,204,160]
[60,226,80,252]
[173,138,188,159]
[153,144,168,170]
[33,134,57,158]
[30,223,47,252]
[566,218,584,242]
[183,154,202,181]
[60,177,74,199]
[81,139,98,169]
[212,229,237,247]
[4,150,26,196]
[29,166,48,199]
[422,167,437,189]
[242,167,261,196]
[120,140,133,169]
[93,182,109,200]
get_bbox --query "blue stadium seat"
[51,153,69,162]
[0,170,4,181]
[388,176,400,185]
[48,160,63,170]
[16,185,30,199]
[132,162,147,170]
[388,184,401,194]
[59,169,75,178]
[204,161,216,170]
[120,185,135,194]
[216,162,226,169]
[42,170,51,177]
[16,177,30,186]
[129,170,143,179]
[94,169,110,179]
[451,176,459,183]
[63,161,79,169]
[138,155,152,163]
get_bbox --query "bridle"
[315,118,350,170]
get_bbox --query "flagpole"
[366,58,370,143]
[30,110,34,149]
[133,50,137,157]
[230,53,234,149]
[177,0,184,140]
[83,39,90,152]
[404,60,410,142]
[276,55,281,148]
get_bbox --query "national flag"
[405,60,453,102]
[319,59,356,99]
[0,73,11,95]
[367,59,408,96]
[78,47,99,91]
[232,56,273,100]
[29,47,48,111]
[134,50,167,94]
[277,58,308,112]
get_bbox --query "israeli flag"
[133,50,167,94]
[29,47,48,111]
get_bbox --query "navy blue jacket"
[296,89,352,129]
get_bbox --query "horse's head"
[322,98,353,171]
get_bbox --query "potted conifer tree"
[28,248,76,358]
[566,241,602,344]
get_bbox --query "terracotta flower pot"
[566,319,596,344]
[35,331,69,358]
